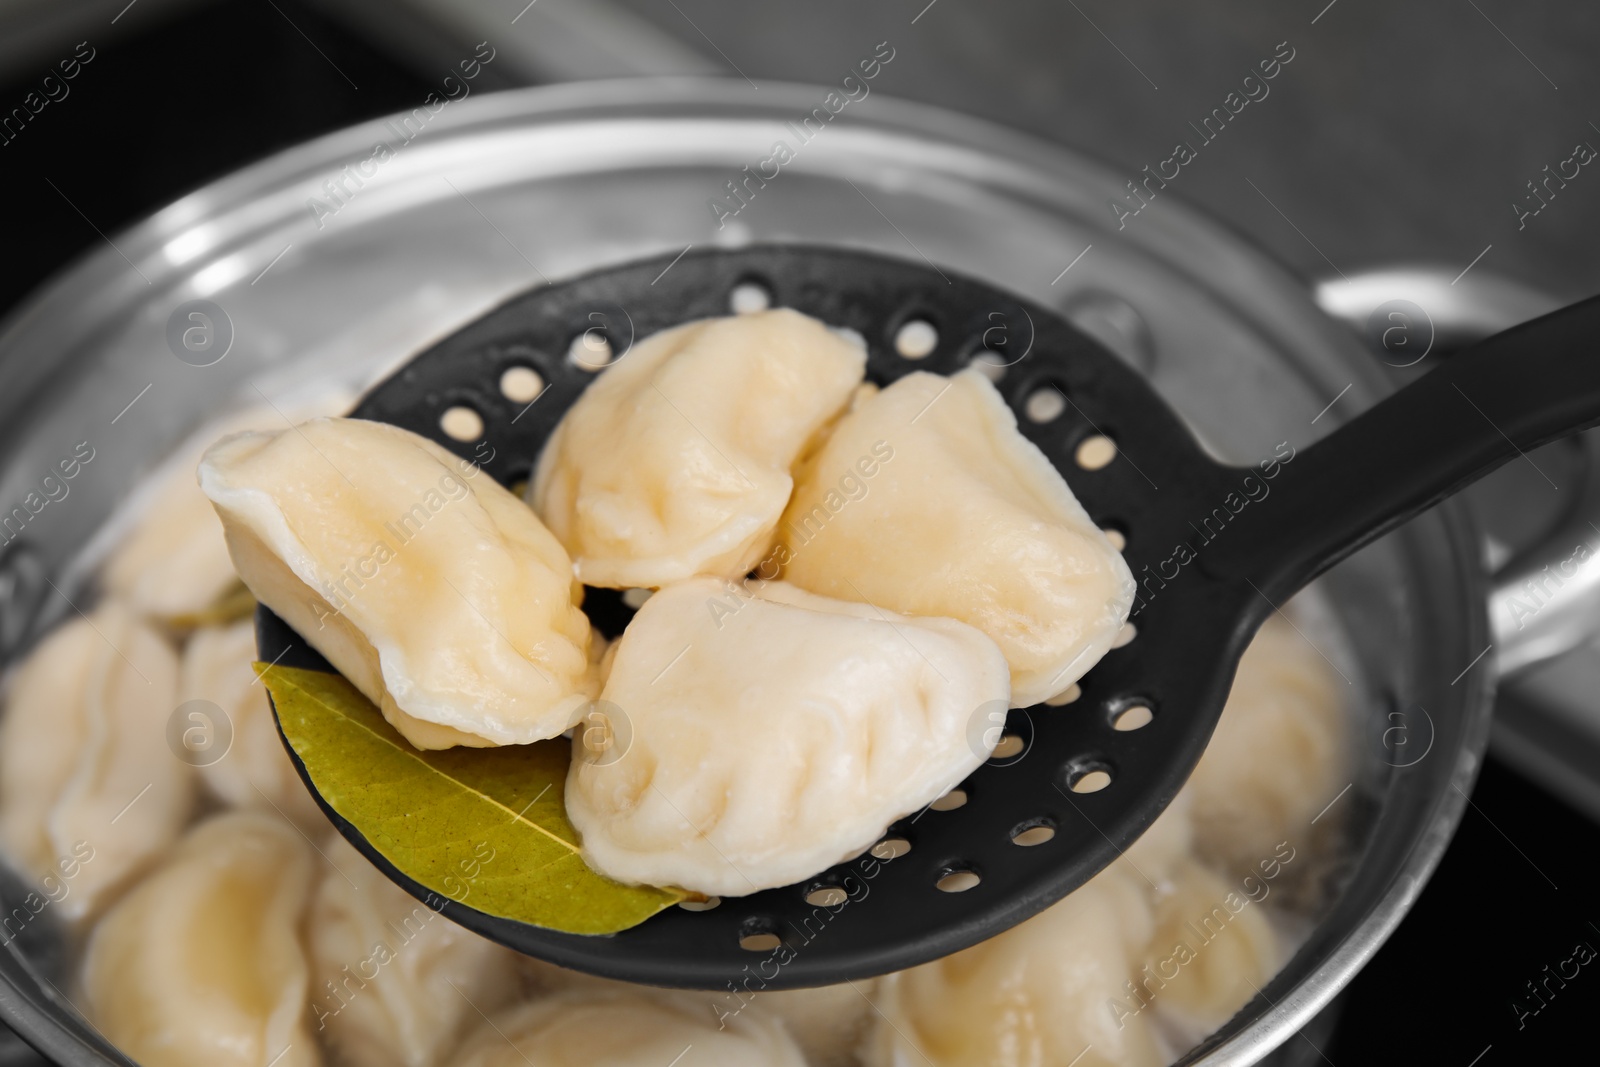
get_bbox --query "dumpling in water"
[80,811,319,1067]
[530,309,866,589]
[198,417,596,750]
[1121,785,1196,888]
[778,369,1134,707]
[180,620,325,834]
[307,833,523,1067]
[0,602,192,923]
[1186,612,1347,884]
[514,956,877,1067]
[1134,858,1282,1040]
[102,395,350,623]
[448,988,808,1067]
[863,863,1167,1067]
[566,578,1010,896]
[745,983,880,1067]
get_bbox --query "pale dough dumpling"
[102,445,242,623]
[1135,859,1282,1039]
[864,863,1167,1067]
[1186,613,1347,881]
[531,309,867,588]
[512,959,876,1067]
[746,983,880,1067]
[80,811,320,1067]
[307,833,524,1067]
[198,417,596,750]
[1121,785,1196,888]
[180,620,326,834]
[778,369,1135,707]
[0,602,192,923]
[566,578,1010,896]
[516,953,877,1067]
[102,396,350,622]
[448,988,808,1067]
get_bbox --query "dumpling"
[1185,612,1347,883]
[744,983,880,1067]
[515,954,877,1067]
[1134,859,1282,1040]
[566,578,1010,896]
[198,416,596,750]
[863,863,1167,1067]
[531,309,867,588]
[307,833,524,1067]
[180,619,326,834]
[448,988,808,1067]
[1121,785,1195,888]
[777,369,1135,707]
[102,397,349,623]
[0,602,192,923]
[80,811,319,1067]
[101,419,259,622]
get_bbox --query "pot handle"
[1314,267,1597,676]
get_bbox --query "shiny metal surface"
[1490,437,1600,825]
[1314,267,1562,360]
[1490,430,1600,677]
[1320,266,1600,829]
[0,81,1493,1065]
[1317,266,1600,677]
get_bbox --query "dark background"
[1,1,1598,1063]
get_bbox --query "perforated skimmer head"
[259,245,1600,989]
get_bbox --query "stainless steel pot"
[0,79,1523,1065]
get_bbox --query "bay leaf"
[165,581,257,630]
[260,663,686,935]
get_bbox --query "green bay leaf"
[260,663,685,935]
[166,582,256,630]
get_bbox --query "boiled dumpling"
[778,369,1134,707]
[1121,785,1196,888]
[0,602,192,923]
[198,417,596,750]
[102,396,349,622]
[80,811,319,1067]
[864,862,1167,1067]
[1133,858,1282,1041]
[514,957,877,1067]
[531,309,866,588]
[566,578,1010,896]
[102,448,244,622]
[1186,612,1347,883]
[307,832,523,1067]
[180,619,326,833]
[745,983,880,1067]
[448,988,808,1067]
